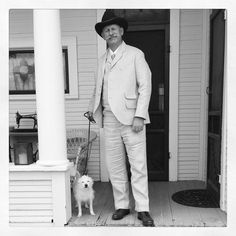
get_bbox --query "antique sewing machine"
[15,111,37,129]
[9,112,38,164]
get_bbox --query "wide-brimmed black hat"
[95,10,128,37]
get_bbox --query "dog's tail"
[70,170,81,187]
[75,170,81,179]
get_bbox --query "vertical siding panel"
[178,10,205,180]
[9,9,100,180]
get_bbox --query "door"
[207,9,225,205]
[120,10,170,180]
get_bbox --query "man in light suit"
[88,10,154,226]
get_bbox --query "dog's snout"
[84,184,88,188]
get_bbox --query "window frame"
[9,36,78,100]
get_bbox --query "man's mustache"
[107,35,116,39]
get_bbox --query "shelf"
[9,129,38,137]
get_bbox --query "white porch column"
[33,10,69,166]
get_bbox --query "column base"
[9,162,72,226]
[36,159,70,167]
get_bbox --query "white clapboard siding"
[67,31,97,44]
[61,17,95,32]
[60,9,96,18]
[9,176,53,224]
[9,9,100,180]
[180,26,202,40]
[78,59,98,72]
[77,45,97,59]
[9,204,52,210]
[178,10,204,180]
[10,216,53,223]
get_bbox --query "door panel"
[207,9,225,205]
[124,25,169,181]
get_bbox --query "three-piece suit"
[88,41,152,211]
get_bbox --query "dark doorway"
[207,9,225,205]
[114,9,170,181]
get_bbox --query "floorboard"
[150,182,174,226]
[67,181,227,227]
[183,181,205,226]
[168,181,195,226]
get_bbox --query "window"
[9,36,78,100]
[9,48,69,95]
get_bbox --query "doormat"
[171,189,219,208]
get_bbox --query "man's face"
[102,24,124,48]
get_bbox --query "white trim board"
[169,9,180,181]
[220,10,227,212]
[199,10,210,181]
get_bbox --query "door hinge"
[224,10,227,21]
[218,174,222,184]
[167,45,171,53]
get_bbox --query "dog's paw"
[77,213,82,217]
[85,203,89,209]
[90,211,95,216]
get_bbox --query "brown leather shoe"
[112,209,130,220]
[137,212,155,226]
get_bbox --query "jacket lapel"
[111,42,126,69]
[98,52,107,85]
[102,51,108,75]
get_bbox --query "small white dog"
[73,172,95,217]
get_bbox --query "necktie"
[111,54,115,60]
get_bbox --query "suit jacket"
[88,41,152,127]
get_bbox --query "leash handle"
[84,111,96,124]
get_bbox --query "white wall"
[9,9,100,180]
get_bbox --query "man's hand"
[87,111,93,117]
[84,111,96,123]
[132,117,144,133]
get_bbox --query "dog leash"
[83,112,96,175]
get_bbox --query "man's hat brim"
[95,17,128,37]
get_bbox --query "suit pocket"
[124,93,137,109]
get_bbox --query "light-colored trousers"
[103,111,149,212]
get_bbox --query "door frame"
[168,9,180,181]
[220,21,227,211]
[206,9,227,211]
[203,9,227,211]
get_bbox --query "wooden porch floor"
[67,181,227,227]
